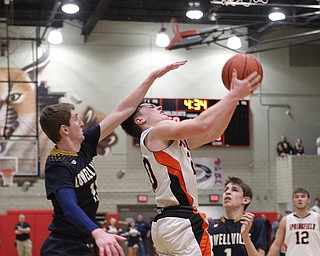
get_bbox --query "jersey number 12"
[295,231,309,244]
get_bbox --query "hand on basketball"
[230,69,261,98]
[240,212,254,239]
[152,60,187,78]
[92,228,126,256]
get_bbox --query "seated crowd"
[276,135,305,157]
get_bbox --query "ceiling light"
[62,0,80,14]
[48,28,63,45]
[268,9,285,21]
[155,27,170,48]
[186,1,203,20]
[186,9,203,20]
[227,35,242,50]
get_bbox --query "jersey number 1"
[224,248,231,256]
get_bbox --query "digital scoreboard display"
[134,98,250,147]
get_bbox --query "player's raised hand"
[240,212,254,239]
[230,69,261,98]
[92,228,126,256]
[153,60,187,78]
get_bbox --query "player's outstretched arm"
[267,217,286,256]
[154,69,261,149]
[190,69,261,147]
[99,60,187,141]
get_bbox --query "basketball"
[221,53,263,90]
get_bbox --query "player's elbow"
[196,121,212,134]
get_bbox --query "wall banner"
[193,157,223,189]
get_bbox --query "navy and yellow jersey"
[209,216,267,256]
[44,125,100,238]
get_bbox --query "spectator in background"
[292,138,304,155]
[271,213,281,242]
[276,144,285,157]
[106,218,123,235]
[276,135,292,157]
[261,214,272,253]
[124,219,141,256]
[14,214,32,256]
[282,142,292,155]
[310,198,320,213]
[135,214,150,256]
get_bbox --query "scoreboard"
[134,98,250,147]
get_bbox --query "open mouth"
[224,196,231,202]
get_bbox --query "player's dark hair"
[121,101,145,138]
[225,176,253,210]
[293,187,310,198]
[40,103,75,143]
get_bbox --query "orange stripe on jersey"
[199,211,212,256]
[154,151,194,207]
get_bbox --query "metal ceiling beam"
[81,0,113,41]
[40,0,62,45]
[258,29,320,44]
[210,1,320,9]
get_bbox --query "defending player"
[208,177,267,256]
[267,188,320,256]
[39,61,187,256]
[121,69,261,255]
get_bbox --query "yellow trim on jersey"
[221,216,242,223]
[50,147,78,156]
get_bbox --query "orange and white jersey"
[140,127,198,209]
[285,211,320,256]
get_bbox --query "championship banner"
[193,157,223,189]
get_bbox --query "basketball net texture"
[217,0,268,7]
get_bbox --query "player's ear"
[135,117,146,125]
[243,196,251,206]
[60,125,69,135]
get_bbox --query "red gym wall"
[0,210,276,255]
[0,210,115,256]
[0,209,52,256]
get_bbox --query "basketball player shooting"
[121,67,261,256]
